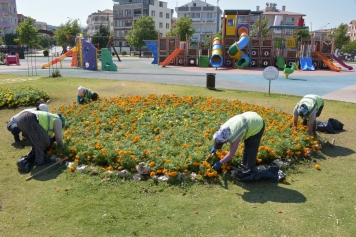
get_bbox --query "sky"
[16,0,356,30]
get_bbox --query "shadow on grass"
[27,165,67,181]
[321,145,355,158]
[235,182,306,203]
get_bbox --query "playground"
[1,54,356,103]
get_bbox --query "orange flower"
[149,161,155,167]
[315,164,321,170]
[150,172,156,177]
[69,166,75,172]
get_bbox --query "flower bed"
[0,86,50,108]
[53,94,317,178]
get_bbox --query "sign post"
[262,66,279,95]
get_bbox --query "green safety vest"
[37,111,60,136]
[299,94,323,116]
[225,112,263,143]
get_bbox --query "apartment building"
[348,20,356,42]
[175,0,222,42]
[113,0,172,47]
[260,3,306,36]
[0,0,18,37]
[86,9,114,37]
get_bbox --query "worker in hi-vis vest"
[293,94,324,136]
[15,110,66,173]
[210,111,265,171]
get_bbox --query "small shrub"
[43,49,49,57]
[121,51,127,56]
[51,69,61,78]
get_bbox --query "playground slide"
[41,47,78,69]
[210,36,223,68]
[332,55,353,70]
[227,32,250,69]
[160,48,184,67]
[299,57,315,71]
[313,51,341,72]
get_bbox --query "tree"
[91,25,110,49]
[53,20,81,47]
[251,17,269,37]
[329,23,350,49]
[125,16,158,55]
[166,17,195,41]
[201,35,211,49]
[296,28,311,42]
[342,40,356,53]
[37,35,51,49]
[14,17,39,48]
[4,33,18,45]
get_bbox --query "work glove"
[210,147,216,155]
[213,161,222,170]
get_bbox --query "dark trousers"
[7,122,21,142]
[302,105,324,135]
[242,121,265,169]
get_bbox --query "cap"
[57,113,66,128]
[38,104,48,112]
[213,126,231,150]
[297,104,309,118]
[78,86,85,94]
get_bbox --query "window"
[151,10,155,16]
[125,20,132,27]
[125,9,132,17]
[166,13,170,19]
[159,1,163,7]
[166,23,169,29]
[134,9,141,16]
[193,3,196,6]
[116,20,124,27]
[227,19,234,26]
[159,22,163,28]
[159,12,163,18]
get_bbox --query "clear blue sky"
[16,0,356,30]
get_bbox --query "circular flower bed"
[53,94,317,178]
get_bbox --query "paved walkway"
[1,57,355,103]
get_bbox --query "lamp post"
[319,23,330,40]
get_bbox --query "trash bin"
[206,73,216,90]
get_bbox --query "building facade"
[348,20,356,42]
[0,0,18,38]
[113,0,172,47]
[175,0,222,42]
[260,4,306,36]
[86,9,114,37]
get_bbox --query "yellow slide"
[41,47,78,69]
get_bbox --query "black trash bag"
[328,118,344,130]
[16,151,36,173]
[234,166,286,183]
[316,120,335,134]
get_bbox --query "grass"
[0,75,356,236]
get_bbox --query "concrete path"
[1,57,355,103]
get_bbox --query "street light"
[319,23,330,40]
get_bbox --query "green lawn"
[0,75,355,236]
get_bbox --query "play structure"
[142,9,350,73]
[5,53,20,66]
[41,34,117,71]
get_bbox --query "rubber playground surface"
[1,56,355,103]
